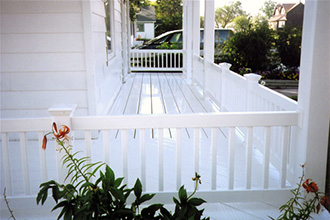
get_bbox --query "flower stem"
[58,139,89,183]
[188,179,198,200]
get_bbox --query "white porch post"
[192,0,201,82]
[296,0,330,191]
[203,0,215,97]
[183,0,193,80]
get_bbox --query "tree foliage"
[260,0,277,18]
[231,15,250,32]
[129,0,151,22]
[276,27,302,67]
[220,22,275,72]
[215,1,246,28]
[155,0,183,36]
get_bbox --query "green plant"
[156,42,182,49]
[276,27,302,68]
[270,165,329,220]
[220,23,274,72]
[37,123,209,220]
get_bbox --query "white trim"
[82,1,96,115]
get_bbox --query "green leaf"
[178,185,187,201]
[114,177,124,188]
[134,178,142,198]
[110,187,125,202]
[105,165,115,186]
[188,198,206,206]
[141,203,163,217]
[139,193,155,204]
[160,207,172,219]
[173,197,180,206]
[52,186,60,203]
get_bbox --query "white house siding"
[90,0,123,115]
[0,0,88,118]
[0,0,126,118]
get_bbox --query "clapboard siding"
[92,0,106,17]
[0,1,89,118]
[1,33,84,53]
[2,72,86,91]
[1,91,88,109]
[1,0,127,118]
[1,13,83,33]
[91,0,124,115]
[92,13,107,33]
[1,1,82,13]
[2,53,86,72]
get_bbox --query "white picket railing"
[1,109,299,207]
[192,56,298,112]
[130,49,183,71]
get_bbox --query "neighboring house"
[269,2,304,30]
[134,6,156,40]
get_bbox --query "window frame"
[104,0,115,63]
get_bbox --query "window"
[104,0,114,61]
[275,9,280,15]
[137,23,144,32]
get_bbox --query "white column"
[203,0,214,61]
[186,0,193,80]
[203,0,215,97]
[192,0,201,82]
[183,0,194,80]
[182,0,188,76]
[295,0,330,191]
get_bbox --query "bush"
[219,23,275,72]
[276,27,302,68]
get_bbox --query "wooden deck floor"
[108,72,219,116]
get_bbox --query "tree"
[260,0,277,18]
[231,15,250,32]
[155,0,183,36]
[221,22,275,72]
[276,27,302,67]
[215,1,246,28]
[129,0,151,22]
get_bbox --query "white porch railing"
[130,49,183,72]
[1,109,299,209]
[192,56,298,112]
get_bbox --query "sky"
[201,0,305,16]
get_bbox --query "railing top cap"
[244,73,262,81]
[48,104,77,116]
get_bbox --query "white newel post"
[48,105,76,184]
[244,74,262,112]
[203,0,215,97]
[219,63,231,111]
[295,0,330,191]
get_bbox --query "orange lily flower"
[302,178,319,193]
[320,195,329,207]
[42,135,47,150]
[52,122,70,140]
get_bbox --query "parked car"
[136,28,234,54]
